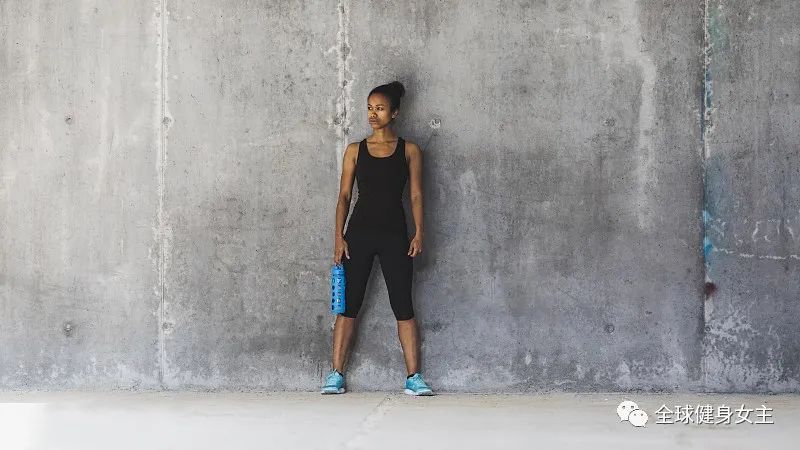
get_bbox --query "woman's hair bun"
[369,81,406,112]
[387,81,405,98]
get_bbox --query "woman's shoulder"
[401,138,422,154]
[343,141,363,165]
[345,140,363,153]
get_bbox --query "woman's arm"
[335,142,358,239]
[406,141,424,256]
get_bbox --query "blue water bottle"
[331,263,346,314]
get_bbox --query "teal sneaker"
[321,370,345,394]
[404,372,434,396]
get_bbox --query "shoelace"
[408,375,428,388]
[326,372,342,385]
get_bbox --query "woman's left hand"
[407,234,423,257]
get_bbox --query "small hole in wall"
[63,321,74,337]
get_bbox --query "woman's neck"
[369,128,398,143]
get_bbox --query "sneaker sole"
[321,387,345,394]
[404,388,434,396]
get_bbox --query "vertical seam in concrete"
[622,1,658,231]
[602,2,657,231]
[701,2,711,283]
[701,0,712,387]
[156,0,172,388]
[701,0,713,156]
[334,0,353,175]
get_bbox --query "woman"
[322,81,433,396]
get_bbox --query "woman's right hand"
[334,237,350,264]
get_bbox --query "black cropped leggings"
[341,229,414,321]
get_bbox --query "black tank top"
[346,137,409,236]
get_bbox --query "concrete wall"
[1,0,162,388]
[702,0,800,391]
[0,0,797,393]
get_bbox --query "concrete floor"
[0,391,797,449]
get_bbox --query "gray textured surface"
[344,0,705,392]
[0,0,797,392]
[702,0,800,391]
[0,1,162,388]
[161,0,339,389]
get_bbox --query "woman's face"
[367,93,396,129]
